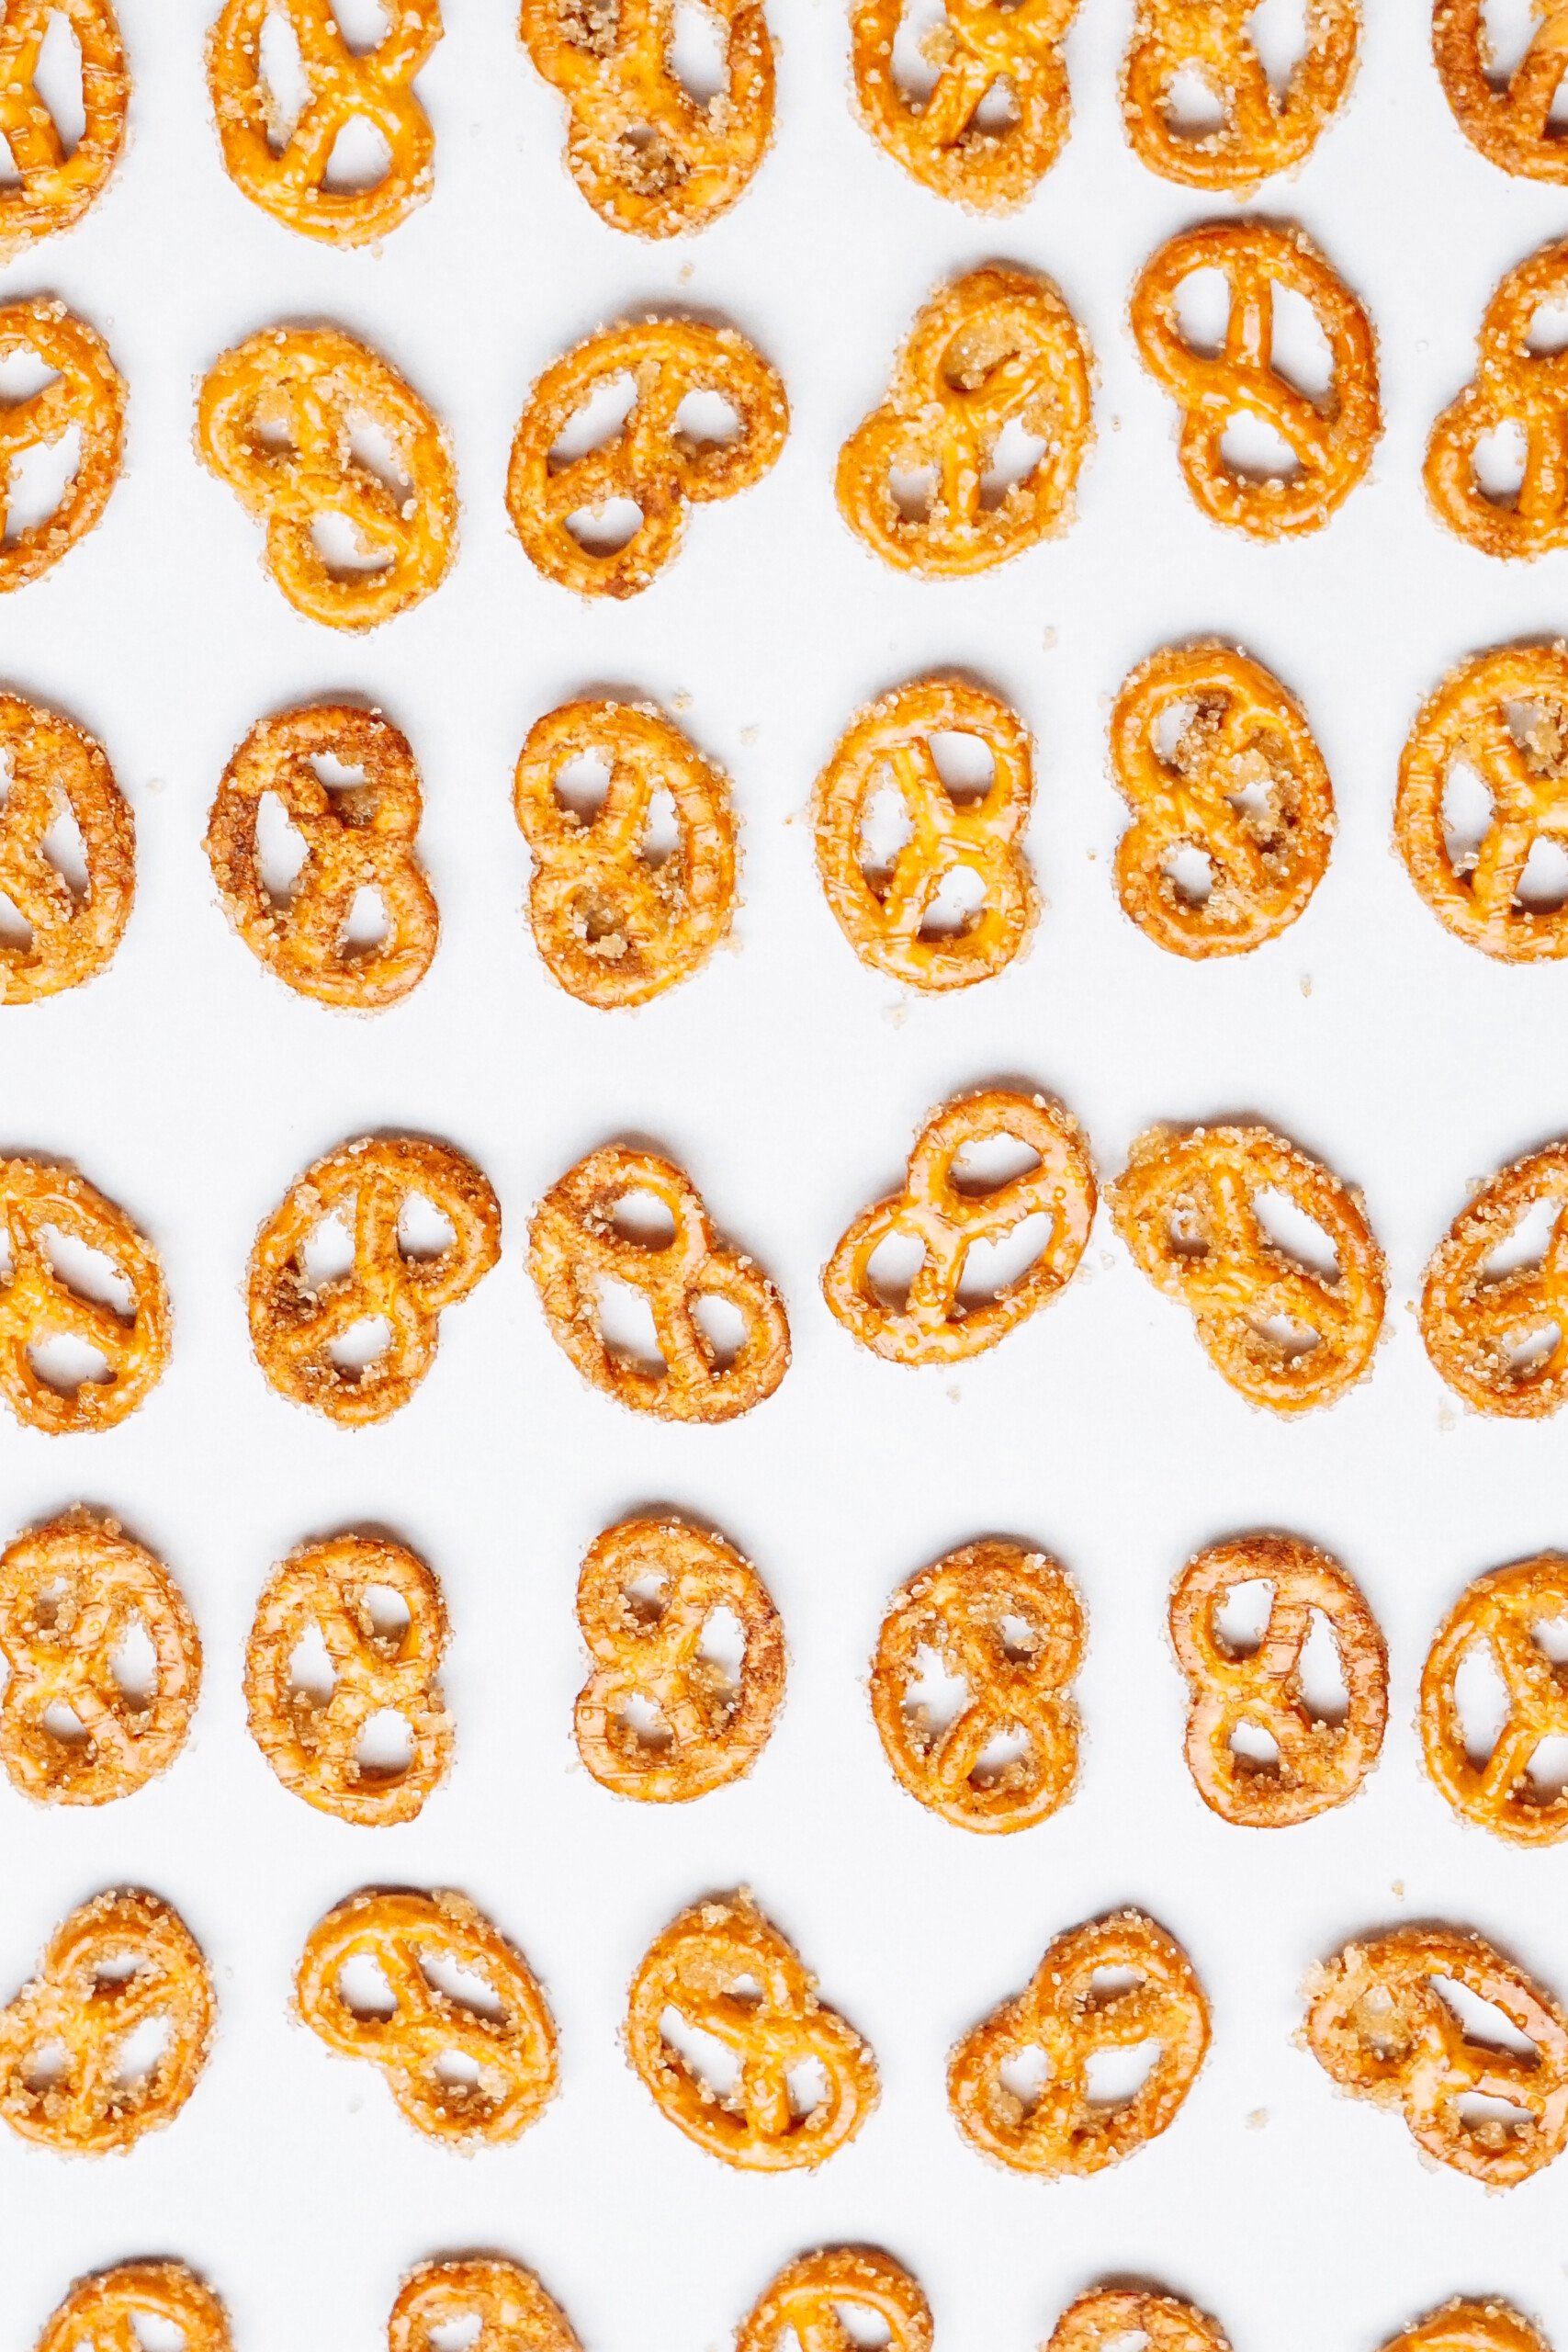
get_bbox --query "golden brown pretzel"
[0,1510,199,1806]
[1122,0,1358,191]
[736,2249,932,2352]
[1110,642,1334,956]
[513,697,736,1006]
[0,1158,170,1434]
[207,703,437,1009]
[838,266,1093,578]
[1131,220,1379,537]
[850,0,1081,211]
[1435,0,1568,182]
[1421,1144,1568,1417]
[0,298,124,590]
[248,1135,501,1425]
[208,0,440,245]
[296,1887,558,2144]
[1380,2303,1551,2352]
[574,1515,784,1802]
[626,1890,879,2169]
[1304,1924,1568,2186]
[0,1890,213,2154]
[1169,1532,1386,1826]
[0,0,127,254]
[1046,2289,1234,2352]
[1427,243,1568,559]
[1421,1556,1568,1844]
[35,2263,232,2352]
[949,1908,1210,2175]
[814,677,1036,989]
[0,691,132,1001]
[824,1088,1095,1367]
[197,323,457,628]
[389,2258,581,2352]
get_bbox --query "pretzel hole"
[997,2043,1049,2114]
[668,0,730,102]
[693,1292,745,1369]
[1470,419,1529,504]
[40,1698,87,1744]
[952,1133,1041,1190]
[1245,0,1310,91]
[324,119,396,193]
[1477,0,1543,79]
[919,865,988,940]
[6,14,87,170]
[1251,1186,1340,1280]
[1084,2039,1162,2105]
[972,77,1021,130]
[660,2003,743,2098]
[1298,1611,1350,1720]
[675,389,743,451]
[112,2012,173,2091]
[1517,835,1568,909]
[889,464,938,522]
[594,1276,666,1372]
[863,1228,926,1312]
[566,496,645,556]
[956,1212,1051,1306]
[818,2306,895,2350]
[311,510,395,579]
[432,2049,483,2093]
[424,2323,483,2352]
[787,2053,829,2119]
[1165,844,1214,905]
[1527,299,1568,356]
[328,1314,393,1373]
[288,1621,336,1705]
[1431,1975,1540,2058]
[1481,1192,1564,1279]
[2,422,81,545]
[1229,1719,1280,1769]
[104,1611,162,1704]
[1535,1611,1568,1660]
[857,778,916,883]
[357,1709,415,1776]
[970,1723,1032,1785]
[979,417,1046,509]
[1263,289,1337,398]
[1218,413,1300,486]
[1450,1641,1548,1780]
[1212,1577,1273,1653]
[337,1952,399,2017]
[338,884,390,951]
[393,1193,455,1264]
[257,9,312,148]
[255,792,310,903]
[1161,64,1227,137]
[1525,1734,1568,1796]
[19,2039,69,2092]
[348,419,413,509]
[128,2314,188,2352]
[902,1643,971,1735]
[552,749,613,821]
[550,373,637,464]
[889,0,951,101]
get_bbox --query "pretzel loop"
[389,2259,582,2352]
[1122,0,1358,191]
[0,692,133,1001]
[736,2250,932,2352]
[36,2264,232,2352]
[0,298,124,590]
[1421,1557,1568,1844]
[1436,0,1568,182]
[1047,2290,1234,2352]
[851,0,1081,209]
[0,1159,170,1434]
[1427,243,1568,559]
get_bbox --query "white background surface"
[4,2,1568,2347]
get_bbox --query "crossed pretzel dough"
[1427,243,1568,559]
[1047,2289,1235,2352]
[0,692,132,1001]
[851,0,1082,210]
[36,2264,232,2352]
[1436,0,1568,182]
[737,2249,932,2352]
[0,0,127,253]
[1381,2303,1552,2352]
[0,1159,170,1434]
[1422,1556,1568,1844]
[389,2259,582,2352]
[0,297,124,590]
[1421,1144,1568,1417]
[1122,0,1359,191]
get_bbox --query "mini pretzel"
[245,1533,451,1824]
[0,1510,199,1806]
[871,1539,1085,1832]
[1110,1123,1385,1411]
[0,0,127,254]
[197,324,457,628]
[208,0,440,245]
[574,1515,784,1802]
[949,1908,1210,2176]
[207,703,437,1009]
[1131,221,1379,537]
[814,677,1036,989]
[736,2250,932,2352]
[1169,1533,1386,1826]
[1121,0,1358,192]
[838,266,1092,578]
[1304,1923,1568,2186]
[1436,0,1568,182]
[1421,1556,1568,1845]
[626,1890,879,2169]
[530,1144,788,1420]
[520,0,773,237]
[0,1890,213,2154]
[1380,2304,1551,2352]
[0,692,132,1001]
[824,1088,1096,1367]
[0,1159,170,1434]
[248,1135,500,1425]
[514,697,736,1007]
[0,298,124,591]
[36,2265,232,2352]
[850,0,1081,211]
[296,1886,558,2145]
[1421,1144,1568,1418]
[1110,642,1334,957]
[389,2259,581,2352]
[1047,2289,1234,2352]
[1427,243,1568,560]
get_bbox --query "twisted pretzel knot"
[574,1516,784,1802]
[1381,2303,1551,2352]
[1427,243,1568,559]
[0,692,132,1001]
[389,2259,581,2352]
[1169,1533,1387,1826]
[245,1533,451,1824]
[838,266,1093,578]
[513,697,737,1007]
[1436,0,1568,183]
[948,1908,1210,2176]
[736,2250,932,2352]
[208,0,440,245]
[1131,220,1379,537]
[0,1159,170,1434]
[530,1144,789,1420]
[36,2264,231,2352]
[0,1890,213,2154]
[0,297,123,591]
[248,1135,501,1425]
[1111,642,1334,958]
[1421,1144,1568,1418]
[197,323,457,628]
[296,1887,559,2145]
[520,0,773,237]
[814,677,1036,990]
[1121,0,1358,192]
[1304,1924,1568,2185]
[507,316,786,598]
[207,703,438,1008]
[871,1539,1085,1833]
[0,0,127,254]
[0,1510,199,1806]
[850,0,1081,211]
[1421,1556,1568,1844]
[824,1088,1096,1367]
[1110,1123,1386,1411]
[626,1891,879,2170]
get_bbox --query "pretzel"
[208,0,440,245]
[1436,0,1568,182]
[0,1890,213,2154]
[1304,1923,1568,2185]
[0,0,127,254]
[1169,1533,1386,1826]
[838,266,1093,578]
[513,697,736,1007]
[248,1135,500,1425]
[574,1515,784,1802]
[871,1539,1085,1832]
[736,2250,932,2352]
[1047,2289,1234,2352]
[389,2259,581,2352]
[519,0,773,236]
[296,1886,558,2144]
[1427,243,1568,560]
[814,677,1036,989]
[1121,0,1358,191]
[1110,1123,1385,1411]
[1421,1557,1568,1845]
[530,1144,788,1419]
[1420,1144,1568,1418]
[207,703,437,1008]
[0,1510,199,1806]
[245,1533,451,1824]
[1131,221,1379,537]
[626,1890,879,2169]
[949,1908,1209,2175]
[1380,2304,1551,2352]
[823,1088,1095,1367]
[0,1158,170,1434]
[1110,642,1334,957]
[197,324,457,628]
[850,0,1081,211]
[36,2264,232,2352]
[0,298,124,591]
[0,692,132,1001]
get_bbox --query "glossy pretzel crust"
[851,0,1082,211]
[0,1159,170,1434]
[0,298,124,590]
[1420,1144,1568,1417]
[36,2264,232,2352]
[0,0,128,254]
[1421,1556,1568,1844]
[1122,0,1358,191]
[736,2249,932,2352]
[0,692,133,1001]
[1427,243,1568,559]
